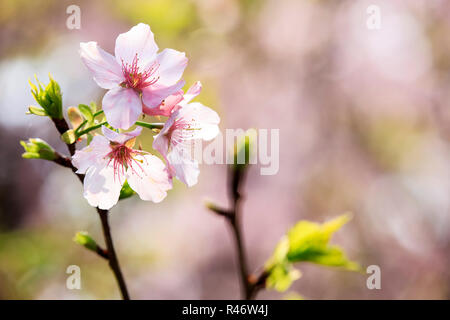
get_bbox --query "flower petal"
[102,87,142,129]
[180,81,202,106]
[167,147,200,187]
[156,48,188,86]
[115,23,158,69]
[83,161,124,210]
[127,154,172,203]
[152,116,174,157]
[72,135,111,174]
[142,90,183,117]
[80,42,123,89]
[141,79,185,108]
[176,102,220,141]
[102,126,142,144]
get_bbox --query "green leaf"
[89,101,97,113]
[266,262,301,292]
[264,214,360,292]
[119,181,135,200]
[286,214,360,270]
[78,104,93,122]
[61,129,77,144]
[27,106,48,116]
[28,74,63,119]
[73,231,98,252]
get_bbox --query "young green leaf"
[28,75,63,119]
[286,214,360,270]
[27,106,48,116]
[78,104,94,122]
[264,214,360,292]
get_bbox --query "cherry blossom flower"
[153,84,220,187]
[80,23,188,129]
[72,126,172,209]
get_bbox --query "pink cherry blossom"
[153,85,220,187]
[80,23,188,129]
[143,81,202,117]
[72,126,172,210]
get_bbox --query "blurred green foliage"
[111,0,198,40]
[265,214,360,292]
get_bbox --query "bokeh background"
[0,0,449,299]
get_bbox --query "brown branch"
[97,208,130,300]
[95,245,109,260]
[209,166,258,299]
[50,117,130,300]
[51,117,75,156]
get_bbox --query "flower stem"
[227,167,252,299]
[76,121,108,138]
[135,121,164,130]
[97,208,130,300]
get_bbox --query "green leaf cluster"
[28,74,63,119]
[264,214,360,292]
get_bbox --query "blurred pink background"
[0,0,449,299]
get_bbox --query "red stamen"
[121,54,160,90]
[105,142,147,181]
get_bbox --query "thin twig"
[97,208,130,300]
[50,116,130,300]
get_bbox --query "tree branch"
[50,116,130,300]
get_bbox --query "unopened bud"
[20,138,56,161]
[73,231,98,252]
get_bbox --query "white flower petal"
[180,81,202,106]
[102,87,142,130]
[115,23,159,69]
[156,48,188,86]
[83,161,124,210]
[80,42,123,89]
[167,147,200,187]
[72,135,111,174]
[177,102,221,141]
[127,154,172,203]
[101,126,142,144]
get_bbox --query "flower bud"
[68,106,84,129]
[232,128,257,172]
[20,138,57,161]
[73,231,98,252]
[28,74,63,119]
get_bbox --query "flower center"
[166,118,201,150]
[120,54,159,90]
[105,142,144,182]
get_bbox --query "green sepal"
[61,129,77,144]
